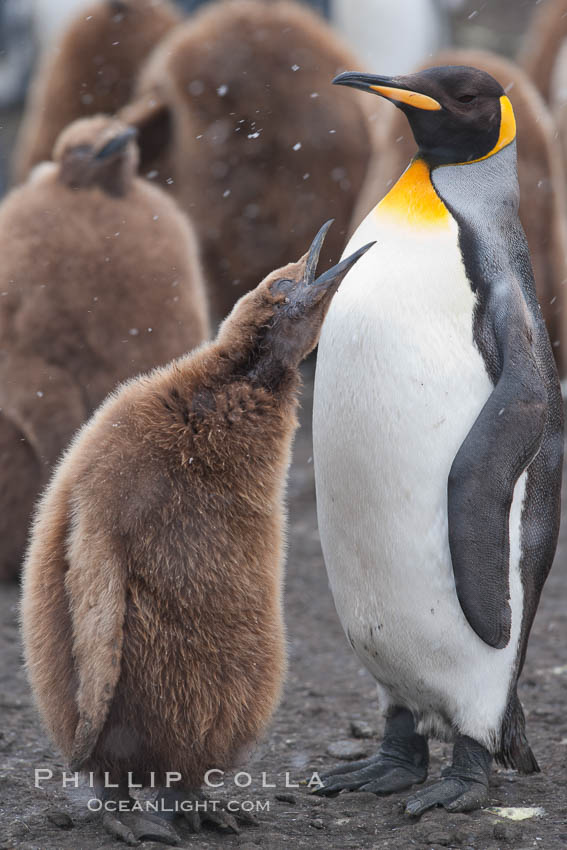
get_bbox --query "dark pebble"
[275,793,297,804]
[350,720,376,739]
[327,740,369,760]
[46,810,73,830]
[425,831,452,846]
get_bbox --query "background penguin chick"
[11,0,181,185]
[350,48,567,374]
[20,224,372,846]
[0,114,209,580]
[121,0,373,321]
[519,0,567,104]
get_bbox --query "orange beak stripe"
[369,85,442,112]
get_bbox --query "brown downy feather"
[350,49,567,373]
[0,115,209,579]
[20,225,369,793]
[519,0,567,103]
[121,0,373,320]
[12,0,181,184]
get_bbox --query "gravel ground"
[1,359,566,850]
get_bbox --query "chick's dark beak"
[301,218,375,307]
[304,218,334,284]
[333,71,442,112]
[95,126,138,160]
[311,241,375,294]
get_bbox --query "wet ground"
[1,360,567,850]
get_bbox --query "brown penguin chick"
[20,222,373,846]
[350,48,567,372]
[11,0,181,185]
[0,115,209,580]
[121,0,373,320]
[519,0,567,103]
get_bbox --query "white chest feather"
[313,208,525,746]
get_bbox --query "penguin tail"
[496,691,540,774]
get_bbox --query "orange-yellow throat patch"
[375,158,451,230]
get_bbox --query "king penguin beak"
[333,71,442,112]
[95,126,138,160]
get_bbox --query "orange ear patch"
[374,158,451,229]
[465,95,516,165]
[369,85,442,112]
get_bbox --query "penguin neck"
[430,140,520,220]
[374,156,451,231]
[375,141,519,233]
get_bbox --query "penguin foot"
[405,774,489,816]
[160,789,257,835]
[315,706,429,796]
[315,752,428,796]
[102,811,181,846]
[405,734,491,817]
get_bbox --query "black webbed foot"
[315,706,429,796]
[405,734,491,817]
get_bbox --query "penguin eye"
[457,94,476,104]
[272,278,294,295]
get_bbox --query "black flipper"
[448,277,548,649]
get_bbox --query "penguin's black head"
[334,65,515,166]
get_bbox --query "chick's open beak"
[303,219,375,302]
[333,71,442,112]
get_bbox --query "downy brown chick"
[12,0,181,184]
[21,221,373,845]
[0,115,209,579]
[519,0,567,104]
[121,0,373,320]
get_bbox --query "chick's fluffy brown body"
[12,0,181,184]
[0,116,209,579]
[20,222,372,823]
[21,265,308,787]
[125,0,373,319]
[519,0,567,103]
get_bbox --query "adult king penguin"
[312,65,564,815]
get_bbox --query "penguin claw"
[319,752,386,780]
[314,754,427,796]
[179,792,257,834]
[102,812,140,846]
[359,765,428,795]
[183,805,240,835]
[405,776,489,817]
[102,811,181,846]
